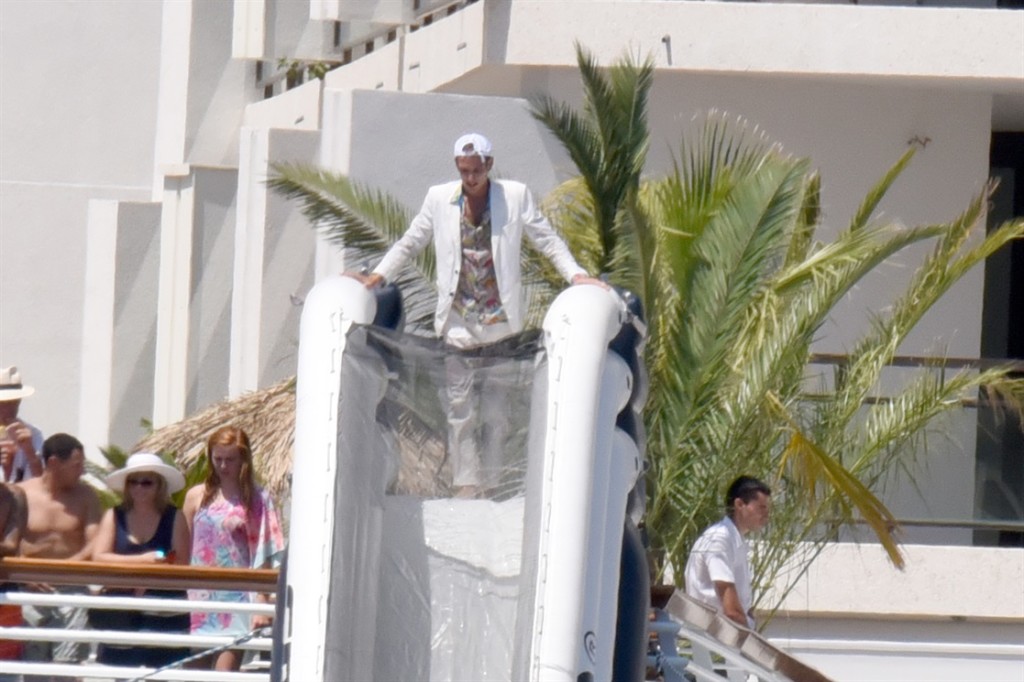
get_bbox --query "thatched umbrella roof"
[133,372,489,505]
[133,377,296,502]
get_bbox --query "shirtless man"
[19,433,99,560]
[0,481,26,560]
[18,433,101,678]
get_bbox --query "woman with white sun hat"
[90,452,191,667]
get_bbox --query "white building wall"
[185,168,239,417]
[320,89,571,210]
[107,203,163,449]
[496,1,1023,85]
[231,126,321,396]
[0,0,163,444]
[80,200,162,452]
[764,543,1024,681]
[179,1,255,168]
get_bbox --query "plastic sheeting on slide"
[322,325,548,681]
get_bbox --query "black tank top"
[114,505,177,555]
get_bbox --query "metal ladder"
[646,590,833,682]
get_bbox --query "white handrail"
[0,661,266,681]
[0,626,271,650]
[0,591,274,615]
[650,591,834,682]
[771,637,1024,658]
[0,573,276,681]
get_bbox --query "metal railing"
[0,559,278,681]
[255,0,478,98]
[648,589,833,682]
[806,352,1024,544]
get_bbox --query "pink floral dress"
[188,488,285,635]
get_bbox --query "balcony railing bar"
[269,0,478,92]
[809,353,1024,372]
[800,392,986,408]
[0,625,271,651]
[0,661,265,681]
[0,562,276,681]
[256,0,477,97]
[769,638,1024,658]
[0,558,278,592]
[0,591,275,616]
[849,517,1024,532]
[801,353,1024,408]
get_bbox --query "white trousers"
[442,313,514,489]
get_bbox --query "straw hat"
[106,452,186,494]
[0,367,35,401]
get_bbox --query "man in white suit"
[356,133,603,494]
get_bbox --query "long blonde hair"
[201,426,256,512]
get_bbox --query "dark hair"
[42,433,84,463]
[725,475,771,516]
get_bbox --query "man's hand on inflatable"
[571,274,610,289]
[346,271,385,289]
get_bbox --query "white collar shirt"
[683,516,754,627]
[2,418,43,482]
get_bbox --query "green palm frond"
[772,222,944,297]
[848,146,917,233]
[666,156,809,433]
[784,171,821,268]
[767,392,903,567]
[826,193,1022,440]
[856,370,1024,483]
[268,163,436,332]
[531,43,653,276]
[269,162,412,255]
[656,116,785,303]
[540,177,605,276]
[530,95,602,195]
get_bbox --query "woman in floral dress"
[183,425,285,671]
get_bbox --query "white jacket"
[374,179,586,335]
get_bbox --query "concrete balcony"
[318,0,1022,115]
[310,0,468,24]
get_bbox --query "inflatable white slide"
[272,275,649,682]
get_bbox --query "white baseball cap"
[453,133,492,159]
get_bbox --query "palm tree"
[267,46,1024,618]
[532,46,1024,608]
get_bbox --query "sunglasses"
[127,478,157,488]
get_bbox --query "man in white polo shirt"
[684,475,772,628]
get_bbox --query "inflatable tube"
[284,278,648,681]
[287,275,376,681]
[613,519,651,682]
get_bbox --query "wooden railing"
[0,559,279,681]
[0,557,278,592]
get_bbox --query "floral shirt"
[188,487,285,635]
[452,195,507,326]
